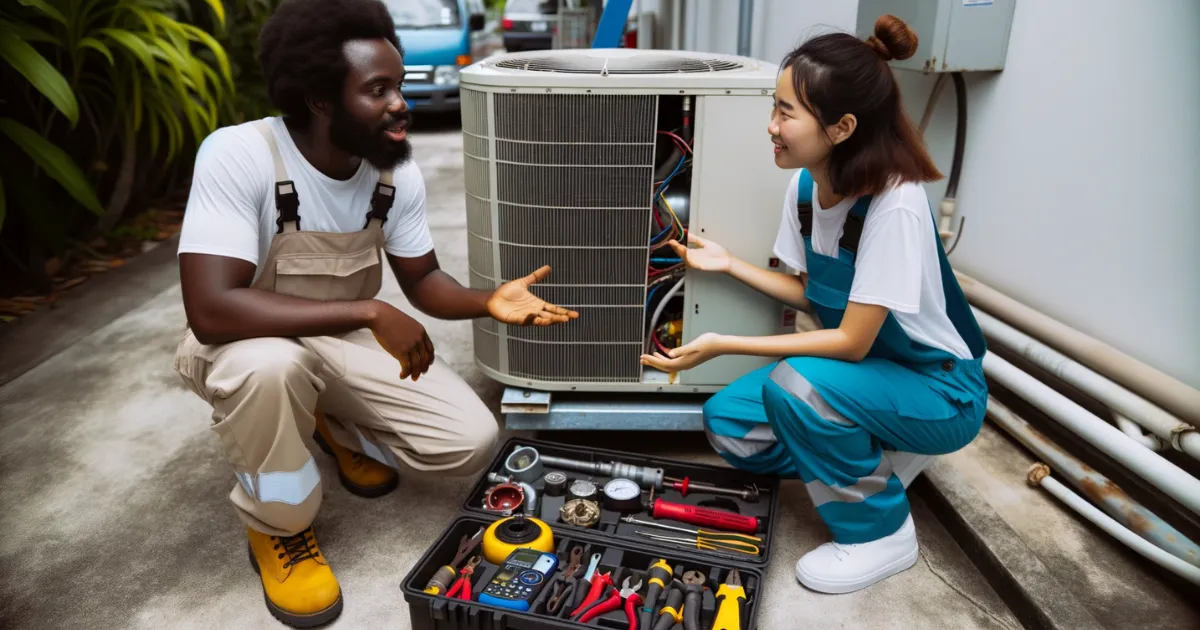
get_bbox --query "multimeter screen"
[508,549,542,566]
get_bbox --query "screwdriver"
[621,516,763,545]
[640,558,673,630]
[713,569,747,630]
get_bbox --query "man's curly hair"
[258,0,403,127]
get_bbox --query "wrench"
[582,552,602,582]
[574,553,604,609]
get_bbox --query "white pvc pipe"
[1115,413,1163,451]
[1032,469,1200,586]
[974,308,1198,459]
[957,272,1200,424]
[983,352,1200,515]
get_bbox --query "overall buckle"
[274,181,300,233]
[365,182,396,228]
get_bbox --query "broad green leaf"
[0,118,103,216]
[148,94,183,159]
[181,23,232,90]
[0,19,60,45]
[79,37,115,66]
[18,0,67,25]
[201,0,226,27]
[0,31,79,125]
[130,6,160,38]
[0,176,6,234]
[97,28,160,88]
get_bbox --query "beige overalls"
[173,120,498,537]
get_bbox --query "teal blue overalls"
[703,169,989,544]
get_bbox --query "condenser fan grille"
[493,53,744,74]
[464,89,658,383]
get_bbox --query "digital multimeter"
[476,549,559,612]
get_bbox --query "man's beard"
[329,105,413,171]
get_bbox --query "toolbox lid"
[461,437,781,568]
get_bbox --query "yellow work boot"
[247,526,342,628]
[312,412,399,498]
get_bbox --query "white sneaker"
[795,514,920,594]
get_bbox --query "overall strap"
[795,168,872,255]
[840,195,872,256]
[796,169,815,238]
[364,167,395,229]
[252,120,300,234]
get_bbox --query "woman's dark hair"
[782,15,941,197]
[258,0,403,127]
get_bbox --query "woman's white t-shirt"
[772,171,972,360]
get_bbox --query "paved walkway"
[1,123,1189,628]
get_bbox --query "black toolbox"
[400,437,781,630]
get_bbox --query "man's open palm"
[487,265,580,326]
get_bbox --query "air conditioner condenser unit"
[460,48,797,393]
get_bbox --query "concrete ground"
[0,118,1191,629]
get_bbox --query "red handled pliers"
[576,576,644,628]
[570,569,613,618]
[445,556,481,600]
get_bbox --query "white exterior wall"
[670,0,1200,388]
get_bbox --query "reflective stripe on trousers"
[704,358,984,544]
[236,456,322,505]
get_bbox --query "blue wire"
[657,155,687,196]
[645,283,661,307]
[650,222,673,243]
[649,155,689,243]
[650,257,681,264]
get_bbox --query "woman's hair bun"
[865,14,919,61]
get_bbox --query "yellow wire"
[659,193,684,235]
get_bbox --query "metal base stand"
[501,386,709,431]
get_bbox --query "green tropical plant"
[0,0,233,285]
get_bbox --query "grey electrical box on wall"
[856,0,1016,73]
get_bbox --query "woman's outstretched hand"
[667,235,733,273]
[640,332,726,373]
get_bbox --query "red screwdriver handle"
[651,499,760,534]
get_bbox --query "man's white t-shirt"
[773,171,972,360]
[178,116,434,280]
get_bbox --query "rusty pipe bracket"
[1170,424,1195,452]
[1027,463,1051,486]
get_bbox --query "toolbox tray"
[401,437,781,630]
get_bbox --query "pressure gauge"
[602,478,643,513]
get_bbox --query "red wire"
[657,130,691,153]
[652,330,674,355]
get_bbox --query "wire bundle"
[646,129,693,357]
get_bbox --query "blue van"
[385,0,499,113]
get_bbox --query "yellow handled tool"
[713,569,747,630]
[634,531,761,556]
[423,526,484,594]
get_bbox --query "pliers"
[545,546,584,616]
[576,576,644,627]
[570,570,614,619]
[445,556,480,600]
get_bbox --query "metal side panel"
[681,94,798,387]
[463,87,502,374]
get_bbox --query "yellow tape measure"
[482,515,555,565]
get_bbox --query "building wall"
[675,0,1200,388]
